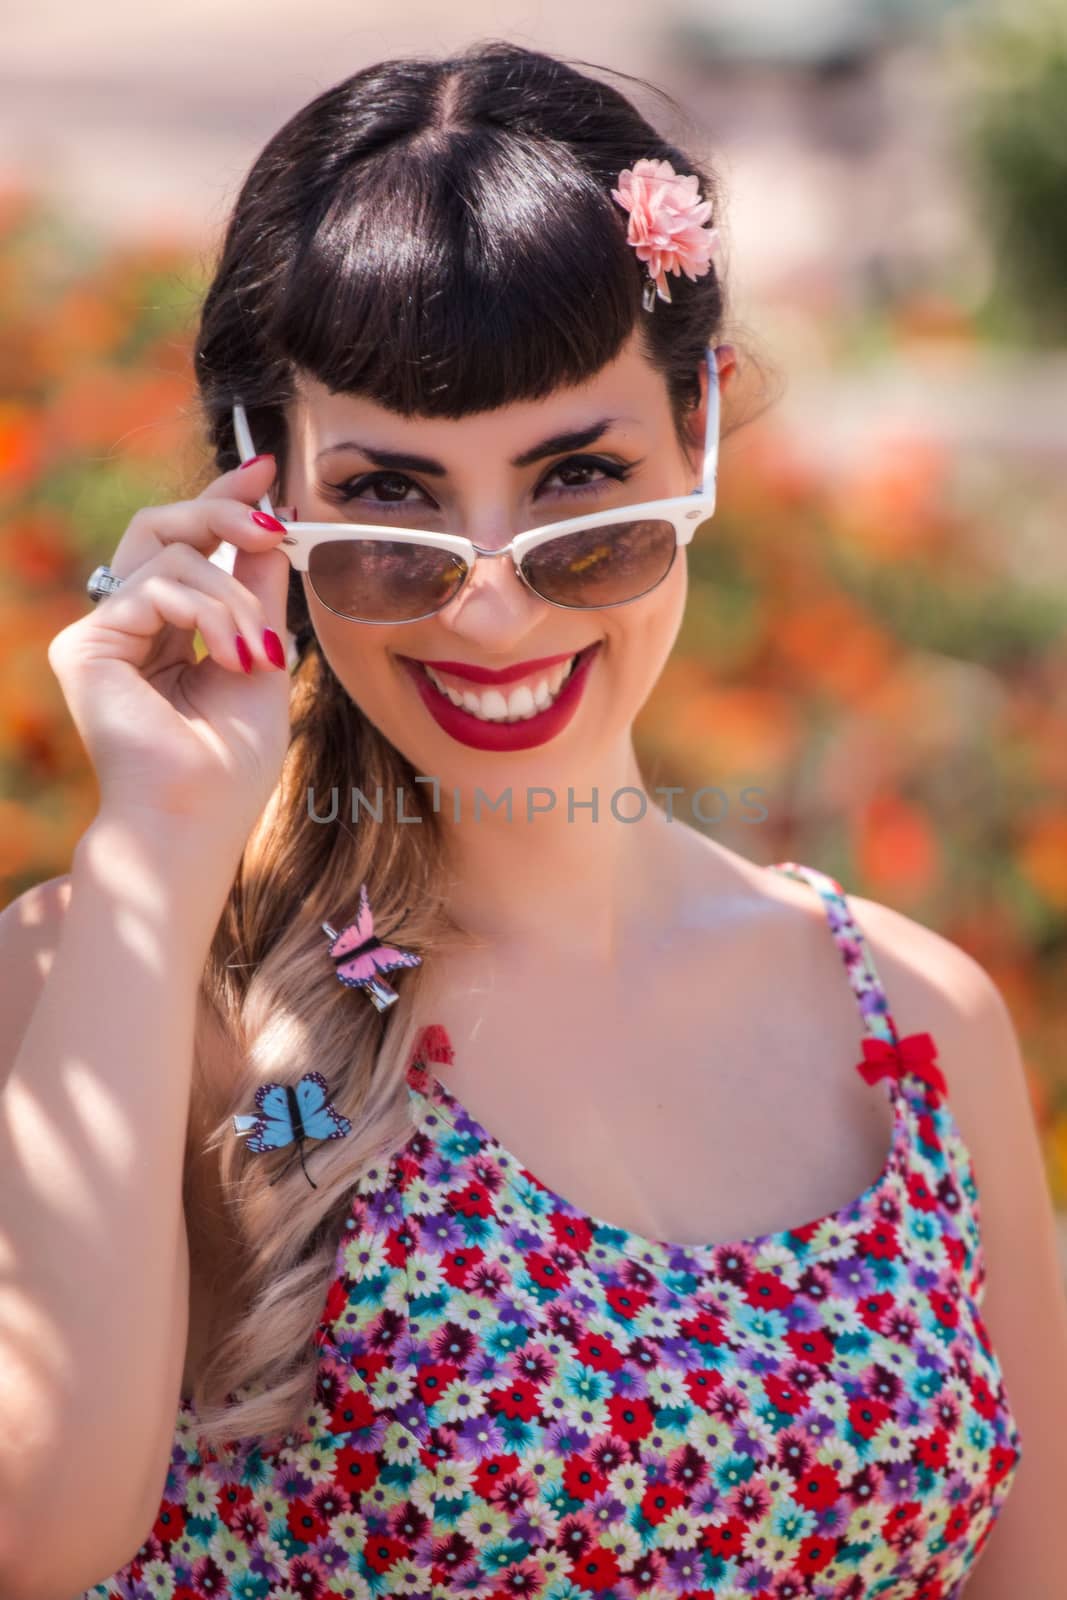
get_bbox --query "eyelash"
[320,455,636,512]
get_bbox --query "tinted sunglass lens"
[308,540,468,622]
[520,519,677,607]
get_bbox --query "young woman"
[1,39,1063,1600]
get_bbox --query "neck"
[437,739,689,965]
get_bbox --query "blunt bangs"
[269,126,642,418]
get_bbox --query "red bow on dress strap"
[855,1031,947,1098]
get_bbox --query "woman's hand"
[47,454,297,864]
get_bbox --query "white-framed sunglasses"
[231,344,720,625]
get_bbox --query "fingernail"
[235,634,254,673]
[263,628,286,669]
[251,510,286,533]
[239,453,274,471]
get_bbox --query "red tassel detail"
[419,1023,455,1065]
[404,1023,455,1090]
[855,1031,946,1099]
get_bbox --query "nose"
[435,540,545,638]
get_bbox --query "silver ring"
[86,564,124,604]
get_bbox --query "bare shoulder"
[844,889,1067,1592]
[842,892,1005,1043]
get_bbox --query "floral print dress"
[80,863,1023,1599]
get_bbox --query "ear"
[714,343,738,393]
[685,343,736,482]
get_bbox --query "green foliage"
[964,2,1067,344]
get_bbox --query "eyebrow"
[314,417,637,475]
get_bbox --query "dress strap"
[771,863,951,1108]
[767,864,953,1113]
[767,861,900,1047]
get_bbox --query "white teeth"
[422,653,583,722]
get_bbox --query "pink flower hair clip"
[611,158,721,311]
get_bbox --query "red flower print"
[679,1306,727,1345]
[360,1536,409,1583]
[942,1503,973,1544]
[550,1212,595,1253]
[489,1378,540,1421]
[450,1180,494,1219]
[969,1372,999,1420]
[942,1233,967,1275]
[571,1545,622,1591]
[906,1169,940,1212]
[471,1455,521,1499]
[441,1243,484,1285]
[575,1330,624,1370]
[763,1373,809,1416]
[847,1394,892,1438]
[287,1494,329,1544]
[640,1481,687,1524]
[884,1499,922,1543]
[216,1481,255,1531]
[928,1288,961,1330]
[415,1360,459,1407]
[791,1462,841,1511]
[151,1499,187,1546]
[328,1380,379,1437]
[702,1516,746,1557]
[334,1443,383,1498]
[563,1455,608,1500]
[316,1276,348,1341]
[856,1289,896,1330]
[743,1270,794,1311]
[525,1250,571,1289]
[915,1428,950,1471]
[796,1533,837,1574]
[785,1326,835,1364]
[684,1367,725,1409]
[989,1443,1022,1484]
[607,1394,655,1441]
[857,1221,899,1259]
[604,1282,650,1318]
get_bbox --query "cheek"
[623,555,687,680]
[304,590,395,706]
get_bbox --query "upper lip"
[404,647,594,685]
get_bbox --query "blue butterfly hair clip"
[232,1071,352,1190]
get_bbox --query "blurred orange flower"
[855,793,939,899]
[1018,812,1067,909]
[0,401,46,491]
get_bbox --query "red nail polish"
[235,634,254,673]
[251,510,285,533]
[263,628,286,669]
[239,453,274,471]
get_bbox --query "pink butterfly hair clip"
[611,157,721,311]
[322,882,422,1012]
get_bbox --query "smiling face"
[280,330,735,798]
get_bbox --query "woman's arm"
[0,818,225,1600]
[853,896,1067,1598]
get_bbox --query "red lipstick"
[406,651,578,686]
[399,642,601,752]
